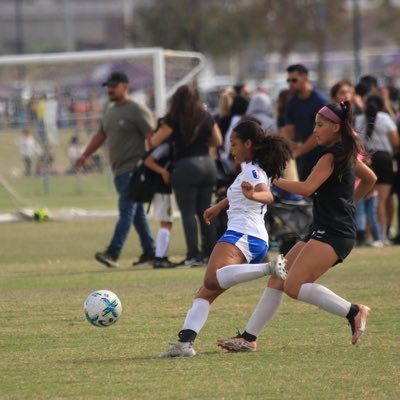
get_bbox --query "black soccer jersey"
[311,143,356,239]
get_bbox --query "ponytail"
[365,94,384,139]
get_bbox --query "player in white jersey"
[161,117,292,357]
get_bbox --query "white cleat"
[269,254,287,280]
[160,341,196,358]
[351,304,371,345]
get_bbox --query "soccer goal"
[0,47,205,213]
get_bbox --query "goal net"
[0,48,204,217]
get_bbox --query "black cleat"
[153,257,177,269]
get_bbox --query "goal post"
[0,47,205,203]
[0,47,205,117]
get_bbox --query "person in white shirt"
[16,127,42,176]
[355,94,399,243]
[161,117,292,358]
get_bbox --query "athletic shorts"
[152,193,173,222]
[218,229,268,263]
[370,151,393,184]
[302,228,355,263]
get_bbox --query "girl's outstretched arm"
[274,153,334,197]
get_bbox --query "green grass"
[1,219,400,399]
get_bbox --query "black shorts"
[370,151,394,184]
[301,229,355,264]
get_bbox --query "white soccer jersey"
[226,162,270,242]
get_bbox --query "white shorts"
[152,193,174,222]
[218,230,268,263]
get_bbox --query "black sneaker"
[95,251,119,268]
[153,257,177,269]
[132,253,155,266]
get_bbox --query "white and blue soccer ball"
[84,290,122,327]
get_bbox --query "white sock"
[246,287,283,336]
[216,262,273,289]
[297,283,351,317]
[155,227,170,258]
[182,298,210,333]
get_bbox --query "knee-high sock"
[155,227,170,258]
[297,283,351,317]
[245,287,283,337]
[182,298,210,333]
[216,262,274,290]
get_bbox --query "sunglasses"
[287,78,298,83]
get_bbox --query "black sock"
[346,304,360,334]
[178,329,197,342]
[346,304,359,320]
[242,331,257,342]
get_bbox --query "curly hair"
[233,117,292,181]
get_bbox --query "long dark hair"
[165,84,209,146]
[233,117,292,181]
[320,102,363,174]
[365,94,384,139]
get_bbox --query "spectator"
[75,71,156,268]
[358,75,396,117]
[149,84,223,266]
[233,83,252,100]
[143,137,177,269]
[330,79,354,103]
[220,95,249,165]
[44,94,59,146]
[355,94,399,244]
[16,127,41,176]
[276,89,299,182]
[283,64,329,181]
[276,89,293,134]
[215,87,236,138]
[246,92,277,134]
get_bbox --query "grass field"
[1,218,400,400]
[1,128,400,399]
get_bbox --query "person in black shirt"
[217,101,377,352]
[149,85,223,266]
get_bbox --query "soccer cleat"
[269,254,288,280]
[153,257,177,269]
[95,251,119,268]
[217,332,257,352]
[160,341,196,358]
[350,304,371,345]
[132,252,155,266]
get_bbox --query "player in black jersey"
[217,101,377,352]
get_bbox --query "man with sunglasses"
[283,64,328,181]
[75,71,156,268]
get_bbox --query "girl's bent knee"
[283,281,299,299]
[204,276,221,291]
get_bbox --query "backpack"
[128,160,157,203]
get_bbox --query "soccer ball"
[84,290,122,327]
[33,208,49,222]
